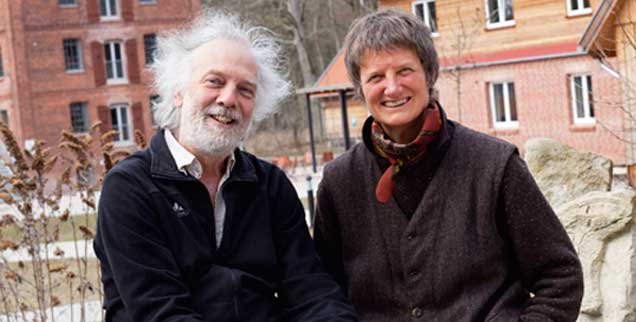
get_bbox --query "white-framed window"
[69,102,89,133]
[567,0,591,16]
[58,0,77,7]
[144,33,157,65]
[412,1,438,36]
[104,41,126,83]
[110,104,131,142]
[489,81,518,128]
[63,38,83,72]
[0,110,8,125]
[485,0,515,29]
[150,95,159,126]
[570,74,595,124]
[99,0,119,20]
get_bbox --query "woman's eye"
[367,75,380,83]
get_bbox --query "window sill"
[59,4,78,8]
[488,123,519,135]
[107,79,129,86]
[570,122,596,132]
[65,69,85,74]
[486,20,516,31]
[100,16,121,22]
[113,140,135,148]
[139,1,157,5]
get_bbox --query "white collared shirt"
[164,129,235,248]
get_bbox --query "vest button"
[407,233,415,240]
[411,307,423,318]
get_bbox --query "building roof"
[579,0,622,55]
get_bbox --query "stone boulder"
[525,138,613,208]
[555,189,636,322]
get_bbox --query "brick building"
[0,0,199,155]
[308,0,629,164]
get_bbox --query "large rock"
[555,189,636,322]
[525,138,613,208]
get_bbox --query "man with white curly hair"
[94,10,358,322]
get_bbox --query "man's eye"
[398,68,413,75]
[239,87,255,98]
[207,78,222,86]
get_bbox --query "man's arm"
[269,170,358,322]
[499,154,584,322]
[95,171,205,322]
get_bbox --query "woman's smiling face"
[359,46,430,143]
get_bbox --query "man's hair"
[343,8,439,99]
[150,9,290,130]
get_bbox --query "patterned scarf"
[371,101,442,203]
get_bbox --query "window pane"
[59,0,76,5]
[504,0,514,21]
[0,111,8,125]
[494,84,505,122]
[144,34,157,64]
[574,76,584,118]
[120,108,129,141]
[414,3,424,21]
[114,43,121,59]
[428,1,438,33]
[150,95,159,126]
[70,102,87,132]
[587,75,594,117]
[99,0,107,16]
[570,0,579,10]
[64,39,82,70]
[488,0,500,23]
[105,44,114,79]
[111,108,119,128]
[507,83,517,121]
[583,0,590,8]
[116,60,123,78]
[109,0,117,15]
[104,44,111,61]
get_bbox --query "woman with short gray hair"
[314,8,583,322]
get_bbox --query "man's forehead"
[190,39,258,83]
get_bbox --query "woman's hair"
[343,8,439,99]
[150,9,291,130]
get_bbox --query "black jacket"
[94,129,358,322]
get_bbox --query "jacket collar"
[149,128,257,183]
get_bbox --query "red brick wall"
[437,55,626,164]
[4,0,199,149]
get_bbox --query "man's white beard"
[179,104,248,157]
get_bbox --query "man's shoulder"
[104,149,152,186]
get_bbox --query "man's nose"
[216,85,238,108]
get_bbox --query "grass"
[0,213,97,244]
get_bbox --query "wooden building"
[309,0,629,164]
